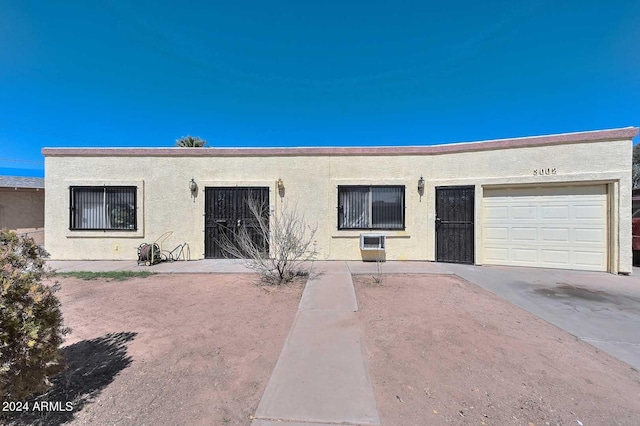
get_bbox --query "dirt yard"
[7,272,640,426]
[353,274,640,426]
[6,274,303,426]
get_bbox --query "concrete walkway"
[47,259,254,274]
[251,262,380,426]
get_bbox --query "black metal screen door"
[205,187,269,259]
[435,186,475,264]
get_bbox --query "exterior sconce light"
[277,178,285,197]
[189,178,198,201]
[418,176,425,201]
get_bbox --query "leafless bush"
[219,198,318,285]
[371,249,384,285]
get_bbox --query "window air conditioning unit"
[360,234,386,251]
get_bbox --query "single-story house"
[0,175,45,245]
[43,127,638,274]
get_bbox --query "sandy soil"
[353,274,640,426]
[6,274,303,426]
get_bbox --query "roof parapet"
[42,127,639,158]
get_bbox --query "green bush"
[0,229,69,400]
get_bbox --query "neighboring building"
[0,176,45,245]
[43,127,637,273]
[632,189,640,261]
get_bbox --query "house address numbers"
[533,167,557,176]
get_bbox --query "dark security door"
[435,186,475,264]
[205,187,269,259]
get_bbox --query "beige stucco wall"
[44,137,634,273]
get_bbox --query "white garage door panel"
[540,249,570,264]
[574,228,606,243]
[541,228,570,241]
[512,248,538,262]
[484,247,509,261]
[574,205,605,220]
[485,206,508,220]
[484,227,508,240]
[482,185,607,271]
[573,251,607,269]
[511,206,537,220]
[511,227,537,241]
[541,206,569,220]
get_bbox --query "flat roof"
[42,127,638,157]
[0,176,45,189]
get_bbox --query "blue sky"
[1,0,639,177]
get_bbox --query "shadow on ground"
[3,332,136,426]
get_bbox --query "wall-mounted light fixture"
[277,178,285,197]
[418,175,425,201]
[189,178,198,201]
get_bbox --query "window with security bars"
[338,186,405,230]
[70,186,137,230]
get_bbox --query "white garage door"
[482,185,608,271]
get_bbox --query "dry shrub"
[0,230,69,400]
[219,198,318,285]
